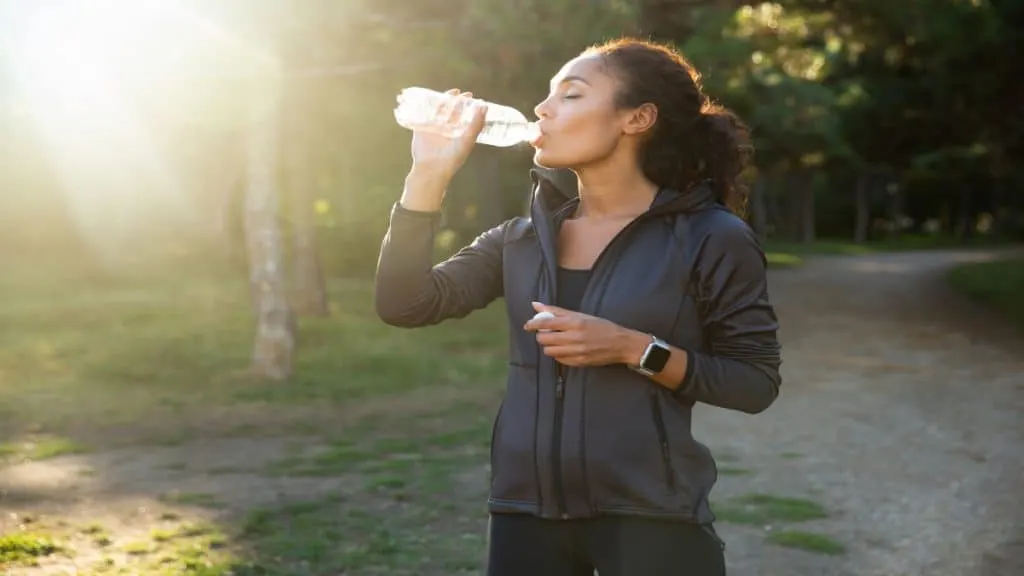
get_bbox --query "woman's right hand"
[409,89,487,183]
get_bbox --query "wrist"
[618,328,652,366]
[400,168,451,212]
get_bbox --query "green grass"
[0,256,509,574]
[948,257,1024,331]
[712,492,844,557]
[0,259,508,441]
[101,522,235,573]
[0,436,90,461]
[718,466,755,476]
[0,533,62,568]
[230,494,486,574]
[765,252,804,268]
[762,234,1012,269]
[766,530,846,555]
[765,234,1007,256]
[714,493,830,526]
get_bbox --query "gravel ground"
[700,248,1024,576]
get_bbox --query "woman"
[375,38,782,576]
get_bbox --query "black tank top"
[556,267,592,311]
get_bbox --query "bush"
[948,257,1024,331]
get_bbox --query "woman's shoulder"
[687,205,756,240]
[684,207,764,261]
[495,215,534,244]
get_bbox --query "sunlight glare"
[8,1,174,127]
[3,0,206,264]
[2,0,277,266]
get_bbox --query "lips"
[530,124,547,147]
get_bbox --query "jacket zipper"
[648,389,678,491]
[537,189,663,520]
[552,366,568,518]
[572,211,659,514]
[531,207,562,519]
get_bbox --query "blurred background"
[0,1,1021,574]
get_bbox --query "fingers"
[535,330,576,346]
[428,89,484,144]
[531,301,569,314]
[524,314,577,333]
[463,100,488,143]
[523,302,575,331]
[540,346,586,365]
[435,89,459,126]
[445,92,472,125]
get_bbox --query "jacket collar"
[528,166,719,223]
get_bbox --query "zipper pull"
[555,375,565,399]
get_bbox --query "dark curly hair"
[585,38,752,214]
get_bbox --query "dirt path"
[704,248,1024,576]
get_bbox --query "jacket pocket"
[582,369,684,513]
[489,401,504,479]
[489,364,539,504]
[648,388,678,493]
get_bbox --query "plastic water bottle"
[393,87,540,148]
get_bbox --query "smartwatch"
[630,335,671,376]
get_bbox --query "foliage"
[0,0,1020,269]
[948,257,1024,332]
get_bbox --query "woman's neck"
[574,160,658,219]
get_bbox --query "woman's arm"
[374,170,506,328]
[620,219,782,414]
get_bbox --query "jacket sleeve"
[676,218,782,414]
[374,203,506,327]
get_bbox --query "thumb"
[462,101,488,142]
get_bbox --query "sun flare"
[0,0,255,260]
[6,1,177,126]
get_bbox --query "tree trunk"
[887,179,903,240]
[750,174,768,241]
[244,87,295,381]
[287,92,329,317]
[956,187,974,241]
[780,171,802,241]
[854,169,870,243]
[799,171,816,243]
[991,181,1006,238]
[766,168,783,238]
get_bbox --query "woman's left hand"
[523,301,641,367]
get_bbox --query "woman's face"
[532,54,632,169]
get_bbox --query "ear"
[623,102,658,136]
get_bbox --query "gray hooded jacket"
[375,168,782,524]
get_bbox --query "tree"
[244,79,296,381]
[285,85,330,317]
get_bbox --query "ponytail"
[701,103,753,216]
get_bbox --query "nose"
[534,96,552,120]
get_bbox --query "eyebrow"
[551,75,592,90]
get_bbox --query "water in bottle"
[393,87,540,148]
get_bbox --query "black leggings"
[486,513,726,576]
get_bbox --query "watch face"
[643,343,671,373]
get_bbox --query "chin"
[533,148,573,170]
